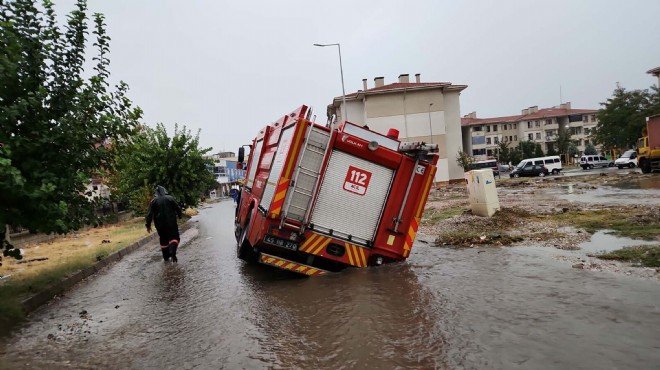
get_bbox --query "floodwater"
[578,230,658,253]
[542,175,660,206]
[1,201,660,369]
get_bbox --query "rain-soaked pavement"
[1,200,660,369]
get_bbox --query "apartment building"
[461,102,600,161]
[327,74,468,183]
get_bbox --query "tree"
[534,143,544,157]
[519,141,537,159]
[593,84,660,149]
[584,143,597,155]
[109,124,217,215]
[455,149,474,172]
[568,142,579,158]
[546,143,557,156]
[1,0,142,261]
[508,148,522,166]
[497,141,511,164]
[556,128,572,159]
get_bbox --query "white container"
[465,169,500,217]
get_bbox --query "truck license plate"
[264,235,298,251]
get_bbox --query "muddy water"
[1,201,660,369]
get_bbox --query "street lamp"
[314,43,347,125]
[428,103,434,144]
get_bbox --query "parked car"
[615,149,638,169]
[473,158,500,177]
[510,163,549,178]
[515,155,562,175]
[580,155,614,169]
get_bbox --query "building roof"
[647,66,660,76]
[461,107,598,127]
[333,81,468,103]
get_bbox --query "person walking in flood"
[146,185,183,262]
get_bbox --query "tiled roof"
[461,108,598,127]
[647,66,660,75]
[339,82,466,99]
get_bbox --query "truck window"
[544,159,553,164]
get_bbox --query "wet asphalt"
[1,200,659,369]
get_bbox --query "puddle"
[544,185,660,206]
[577,230,657,253]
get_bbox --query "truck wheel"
[551,169,558,175]
[589,164,594,170]
[608,162,614,167]
[237,213,253,261]
[629,163,635,168]
[640,159,651,174]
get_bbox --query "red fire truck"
[234,105,438,276]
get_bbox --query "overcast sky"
[55,0,660,154]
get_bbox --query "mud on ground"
[420,172,660,252]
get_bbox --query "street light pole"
[314,43,347,125]
[428,103,434,144]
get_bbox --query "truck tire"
[237,212,254,262]
[640,159,651,174]
[629,163,635,168]
[552,169,559,175]
[589,164,594,170]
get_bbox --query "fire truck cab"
[234,105,438,276]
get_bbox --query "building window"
[514,135,517,141]
[591,114,596,122]
[486,126,491,132]
[503,136,508,142]
[584,127,591,135]
[494,137,499,144]
[535,132,541,140]
[584,139,589,146]
[583,115,588,122]
[528,133,533,140]
[486,137,492,145]
[471,136,485,145]
[535,120,541,128]
[527,122,532,129]
[493,125,498,132]
[546,119,552,125]
[514,123,517,129]
[473,126,482,131]
[509,136,513,142]
[472,149,486,156]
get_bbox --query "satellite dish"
[368,141,379,151]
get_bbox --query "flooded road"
[1,200,660,369]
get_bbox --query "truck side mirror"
[238,147,244,163]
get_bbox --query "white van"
[580,155,614,170]
[515,156,562,175]
[614,150,638,169]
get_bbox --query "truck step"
[259,253,330,276]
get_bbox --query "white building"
[327,74,468,184]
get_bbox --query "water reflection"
[238,263,449,369]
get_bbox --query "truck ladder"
[280,123,331,232]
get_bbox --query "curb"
[20,220,195,315]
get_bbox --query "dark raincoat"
[145,186,183,247]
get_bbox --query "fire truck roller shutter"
[261,126,296,211]
[309,150,394,245]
